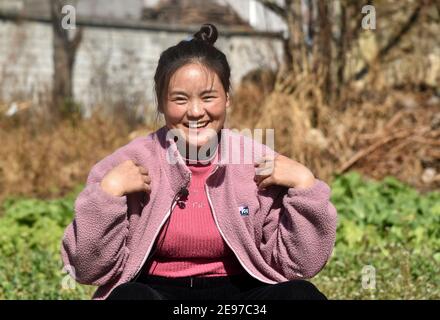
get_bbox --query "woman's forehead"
[168,63,220,92]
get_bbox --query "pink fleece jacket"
[61,126,338,300]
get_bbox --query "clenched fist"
[100,160,151,197]
[254,154,315,190]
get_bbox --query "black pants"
[107,273,327,300]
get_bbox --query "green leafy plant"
[0,185,95,299]
[313,172,440,299]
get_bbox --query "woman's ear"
[225,93,230,109]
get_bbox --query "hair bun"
[193,24,218,45]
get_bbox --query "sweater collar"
[155,126,229,195]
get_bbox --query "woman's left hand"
[254,154,316,190]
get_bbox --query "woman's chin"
[187,130,217,145]
[186,138,210,149]
[186,133,218,149]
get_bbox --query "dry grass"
[229,69,440,193]
[0,109,158,206]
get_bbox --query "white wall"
[0,20,53,103]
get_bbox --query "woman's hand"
[254,154,316,190]
[100,160,151,197]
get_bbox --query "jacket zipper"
[130,173,191,282]
[204,167,268,284]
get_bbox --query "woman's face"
[162,63,230,149]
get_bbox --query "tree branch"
[354,3,423,80]
[256,0,287,20]
[69,28,83,51]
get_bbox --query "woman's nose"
[187,101,205,118]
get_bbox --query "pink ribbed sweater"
[146,160,245,277]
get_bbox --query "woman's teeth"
[188,122,208,129]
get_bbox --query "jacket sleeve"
[61,152,132,286]
[258,179,337,279]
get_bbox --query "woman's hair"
[154,23,231,113]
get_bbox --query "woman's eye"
[174,97,187,104]
[203,96,216,102]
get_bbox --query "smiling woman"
[154,24,230,155]
[61,23,337,301]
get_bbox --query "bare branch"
[256,0,287,20]
[70,28,83,51]
[354,2,423,80]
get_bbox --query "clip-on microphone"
[177,187,189,209]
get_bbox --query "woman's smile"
[185,120,210,130]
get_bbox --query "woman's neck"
[177,133,221,165]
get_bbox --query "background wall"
[0,18,283,118]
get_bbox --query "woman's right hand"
[100,160,151,197]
